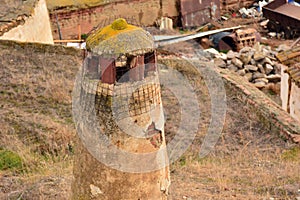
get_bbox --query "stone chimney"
[72,18,170,200]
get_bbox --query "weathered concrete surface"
[0,0,54,44]
[158,57,300,144]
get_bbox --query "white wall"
[0,0,53,44]
[290,82,300,122]
[280,65,289,111]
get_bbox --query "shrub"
[0,149,23,171]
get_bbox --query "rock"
[253,72,266,79]
[238,69,246,76]
[239,54,252,65]
[200,38,211,49]
[240,46,254,53]
[204,48,221,57]
[263,45,272,51]
[253,52,265,61]
[266,74,281,82]
[264,83,280,94]
[273,62,282,74]
[257,64,265,74]
[254,81,267,88]
[263,57,274,66]
[250,59,256,65]
[214,58,227,68]
[218,53,228,60]
[232,57,243,69]
[228,65,238,72]
[267,54,277,61]
[227,60,232,65]
[245,73,253,82]
[260,19,269,26]
[245,65,258,72]
[268,32,277,37]
[254,78,269,84]
[275,44,290,52]
[226,50,238,59]
[265,64,273,74]
[253,42,262,52]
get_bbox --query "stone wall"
[159,57,300,144]
[0,0,54,44]
[290,82,300,122]
[50,0,179,40]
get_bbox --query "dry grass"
[46,0,109,10]
[0,42,81,173]
[160,59,300,199]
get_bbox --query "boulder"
[238,69,246,76]
[263,57,274,66]
[239,54,252,65]
[245,73,253,82]
[250,59,256,65]
[257,64,265,74]
[254,81,267,88]
[214,58,227,68]
[226,50,238,59]
[266,74,281,82]
[254,78,269,84]
[232,57,243,69]
[264,64,273,74]
[253,52,265,61]
[228,65,238,72]
[245,65,258,72]
[253,72,266,79]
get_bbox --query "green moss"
[86,18,143,50]
[111,18,128,30]
[0,149,23,171]
[281,146,300,161]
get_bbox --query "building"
[72,18,170,199]
[278,47,300,122]
[48,0,178,40]
[0,0,53,44]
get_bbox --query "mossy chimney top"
[86,18,154,57]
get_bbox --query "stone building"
[0,0,53,44]
[49,0,178,40]
[278,47,300,122]
[72,18,170,199]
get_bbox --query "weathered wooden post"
[72,18,170,199]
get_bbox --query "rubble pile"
[213,43,282,89]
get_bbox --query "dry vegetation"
[46,0,111,10]
[0,40,299,199]
[0,41,81,199]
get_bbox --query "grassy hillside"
[0,40,82,172]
